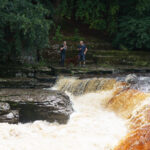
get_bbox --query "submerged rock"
[0,89,73,124]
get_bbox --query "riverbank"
[1,63,150,88]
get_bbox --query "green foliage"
[53,26,63,41]
[58,0,119,33]
[114,16,150,50]
[1,0,150,64]
[72,28,84,41]
[73,29,80,41]
[57,0,74,19]
[0,0,53,63]
[63,28,84,42]
[57,0,150,50]
[114,0,150,50]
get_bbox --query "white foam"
[0,91,127,150]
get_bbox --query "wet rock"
[0,76,54,89]
[0,78,38,88]
[0,102,19,123]
[0,110,19,123]
[0,89,73,124]
[125,74,138,84]
[0,102,10,115]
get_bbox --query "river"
[0,75,150,150]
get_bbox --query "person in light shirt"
[60,41,67,66]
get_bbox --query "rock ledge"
[0,89,73,124]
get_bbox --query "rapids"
[116,76,150,93]
[0,91,127,150]
[0,76,150,150]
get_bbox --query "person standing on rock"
[78,41,88,67]
[60,41,67,67]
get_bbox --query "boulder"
[0,102,19,123]
[125,74,138,84]
[0,102,10,115]
[0,89,73,124]
[0,110,19,123]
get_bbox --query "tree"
[114,0,150,50]
[0,0,53,63]
[57,0,119,34]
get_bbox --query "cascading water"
[0,76,150,150]
[116,76,150,93]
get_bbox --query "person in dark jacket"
[78,41,88,66]
[60,41,67,66]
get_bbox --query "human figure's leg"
[62,53,65,66]
[78,55,81,66]
[60,53,65,66]
[60,53,63,65]
[83,55,86,66]
[80,55,84,66]
[63,54,65,66]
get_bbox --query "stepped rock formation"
[55,77,150,150]
[0,89,73,124]
[55,77,121,95]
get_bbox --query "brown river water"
[1,76,150,150]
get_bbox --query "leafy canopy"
[1,0,150,63]
[114,0,150,50]
[0,0,53,62]
[58,0,150,50]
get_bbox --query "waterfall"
[55,77,150,150]
[54,76,124,95]
[0,76,150,150]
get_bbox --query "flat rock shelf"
[0,89,73,124]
